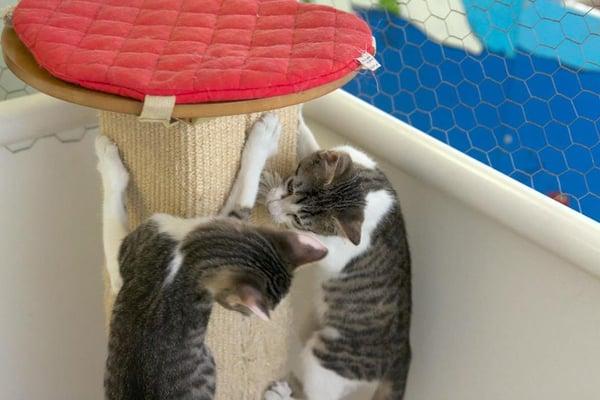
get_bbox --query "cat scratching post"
[99,108,299,400]
[3,1,373,396]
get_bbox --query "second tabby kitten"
[263,116,412,400]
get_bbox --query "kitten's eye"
[290,214,302,226]
[286,178,294,194]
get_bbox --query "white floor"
[0,114,599,399]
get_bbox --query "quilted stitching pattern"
[12,0,373,103]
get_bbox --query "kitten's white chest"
[316,236,366,278]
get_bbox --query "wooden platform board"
[1,27,356,118]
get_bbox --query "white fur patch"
[293,334,379,400]
[298,335,363,400]
[333,145,377,169]
[266,190,286,224]
[321,326,341,340]
[152,213,211,241]
[152,214,212,286]
[95,135,129,295]
[164,249,184,286]
[264,381,293,400]
[266,195,300,226]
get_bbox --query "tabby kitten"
[96,114,328,400]
[263,116,411,400]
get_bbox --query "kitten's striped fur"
[97,114,327,400]
[264,117,411,400]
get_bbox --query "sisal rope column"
[100,106,299,400]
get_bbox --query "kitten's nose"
[267,200,283,218]
[266,185,287,202]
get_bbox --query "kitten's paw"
[263,381,293,400]
[247,113,282,160]
[95,135,118,159]
[95,135,129,192]
[109,274,123,295]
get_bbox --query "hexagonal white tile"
[405,0,431,22]
[398,0,483,54]
[446,10,471,39]
[424,15,449,38]
[427,0,451,18]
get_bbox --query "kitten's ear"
[334,208,364,245]
[261,229,328,269]
[208,273,271,321]
[320,151,352,185]
[236,284,270,321]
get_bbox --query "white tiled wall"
[0,128,106,400]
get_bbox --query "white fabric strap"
[138,95,176,126]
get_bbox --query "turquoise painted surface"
[463,0,524,55]
[465,0,600,71]
[346,7,600,222]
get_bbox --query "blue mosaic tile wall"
[345,5,600,222]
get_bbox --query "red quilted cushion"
[12,0,374,103]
